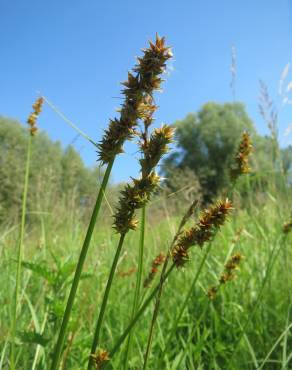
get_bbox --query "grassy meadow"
[1,35,292,370]
[0,178,291,369]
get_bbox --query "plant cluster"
[6,34,290,370]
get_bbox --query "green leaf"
[21,260,55,285]
[17,331,50,347]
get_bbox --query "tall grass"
[0,184,291,368]
[10,97,44,370]
[1,35,292,370]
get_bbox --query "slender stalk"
[31,310,48,370]
[87,233,126,370]
[142,203,196,369]
[50,159,114,370]
[10,135,32,370]
[143,253,170,369]
[228,236,284,367]
[123,206,146,369]
[42,95,97,147]
[157,243,212,367]
[102,264,175,369]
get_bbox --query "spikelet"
[90,349,110,369]
[207,253,244,299]
[230,131,253,181]
[283,218,292,234]
[113,64,174,235]
[27,97,44,136]
[113,173,160,234]
[98,34,172,164]
[207,286,218,300]
[140,125,174,176]
[143,253,166,287]
[172,199,233,267]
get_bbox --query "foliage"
[162,102,291,201]
[0,117,105,224]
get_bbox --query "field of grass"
[0,186,291,369]
[1,35,292,370]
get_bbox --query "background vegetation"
[0,98,291,369]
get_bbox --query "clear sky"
[1,0,292,182]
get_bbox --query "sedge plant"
[10,97,44,370]
[50,34,172,370]
[88,104,174,368]
[97,198,233,369]
[142,130,253,368]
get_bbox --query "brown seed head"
[283,219,292,234]
[207,286,218,300]
[207,252,243,300]
[140,125,175,176]
[219,252,244,284]
[230,131,253,181]
[90,349,110,369]
[113,172,160,234]
[98,35,172,164]
[27,97,44,136]
[172,199,233,267]
[143,252,166,287]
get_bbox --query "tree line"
[1,102,291,223]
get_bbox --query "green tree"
[162,102,268,201]
[0,117,104,223]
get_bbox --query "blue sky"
[1,0,292,182]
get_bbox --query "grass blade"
[50,159,114,370]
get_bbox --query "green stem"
[32,310,48,370]
[123,206,146,369]
[157,243,212,367]
[228,236,284,367]
[102,264,175,369]
[143,252,170,370]
[10,135,32,370]
[50,159,114,370]
[142,204,197,370]
[87,233,126,370]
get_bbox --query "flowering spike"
[207,253,244,299]
[230,131,253,181]
[143,253,166,287]
[98,35,172,164]
[27,97,44,136]
[172,199,233,267]
[90,349,110,369]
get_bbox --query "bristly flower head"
[113,172,160,234]
[172,199,233,267]
[207,252,244,299]
[230,131,253,181]
[113,74,174,235]
[90,349,109,369]
[140,125,174,176]
[98,34,172,164]
[27,97,44,136]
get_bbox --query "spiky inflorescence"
[113,173,160,234]
[98,34,172,164]
[208,252,244,299]
[113,79,174,234]
[27,97,44,136]
[172,199,233,267]
[90,349,109,369]
[143,253,166,287]
[283,219,292,234]
[230,131,253,181]
[140,125,175,176]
